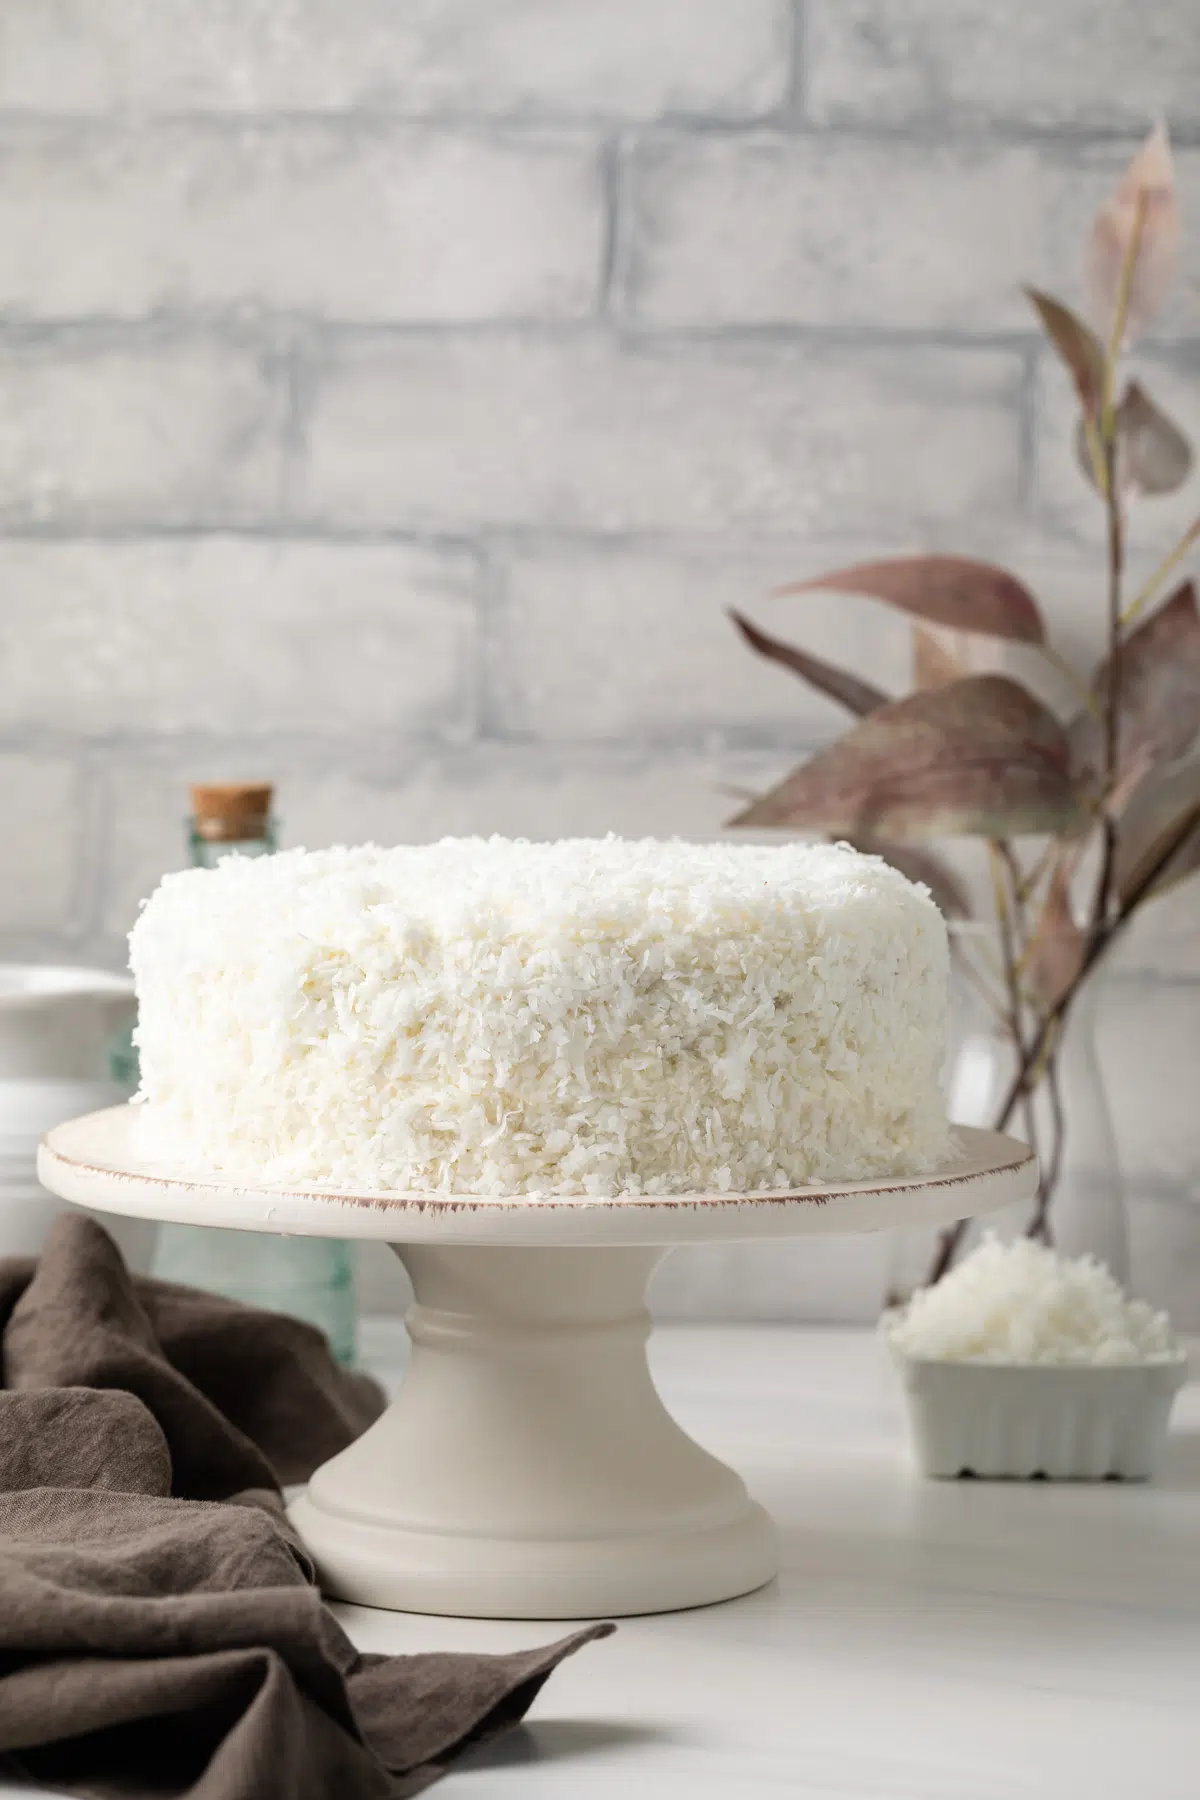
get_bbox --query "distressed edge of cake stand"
[39,1107,1036,1620]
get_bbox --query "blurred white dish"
[0,964,134,1078]
[0,966,154,1269]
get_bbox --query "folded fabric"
[0,1214,611,1799]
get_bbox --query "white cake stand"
[39,1106,1033,1621]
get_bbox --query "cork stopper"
[190,783,274,844]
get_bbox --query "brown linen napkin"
[0,1214,612,1799]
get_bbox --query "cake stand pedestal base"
[290,1245,777,1617]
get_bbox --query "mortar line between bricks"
[0,109,1194,149]
[1016,344,1041,517]
[786,0,809,128]
[596,134,622,315]
[1,311,1199,358]
[0,521,1113,558]
[0,522,492,553]
[0,107,796,136]
[0,316,1163,354]
[600,117,1200,150]
[694,116,1200,149]
[0,724,818,759]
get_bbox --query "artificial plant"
[730,126,1200,1283]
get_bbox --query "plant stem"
[1087,202,1145,961]
[1014,839,1057,907]
[949,935,1009,1022]
[1040,643,1103,716]
[1120,513,1200,628]
[1028,1039,1066,1244]
[989,841,1043,1185]
[1089,420,1123,949]
[1080,411,1107,497]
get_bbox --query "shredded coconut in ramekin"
[887,1235,1178,1366]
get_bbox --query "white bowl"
[892,1348,1189,1481]
[0,964,133,1080]
[0,1077,128,1142]
[0,1077,132,1259]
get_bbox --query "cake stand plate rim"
[38,1105,1035,1245]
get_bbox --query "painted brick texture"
[0,1,791,121]
[0,125,604,322]
[806,1,1200,133]
[299,335,1023,536]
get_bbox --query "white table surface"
[8,1320,1200,1800]
[352,1320,1200,1800]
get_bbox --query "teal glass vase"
[150,1226,358,1366]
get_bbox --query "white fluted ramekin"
[891,1350,1189,1481]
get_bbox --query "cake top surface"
[136,834,938,940]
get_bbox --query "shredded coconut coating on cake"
[129,836,951,1197]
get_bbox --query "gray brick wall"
[1,1,1197,1321]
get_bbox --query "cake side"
[129,836,952,1196]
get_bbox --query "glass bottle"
[886,919,1129,1306]
[113,784,358,1365]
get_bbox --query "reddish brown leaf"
[849,837,973,919]
[729,675,1082,841]
[1087,123,1178,346]
[729,610,888,717]
[1027,857,1085,1009]
[1119,381,1193,494]
[777,556,1045,646]
[1026,288,1106,417]
[911,622,972,690]
[1115,760,1200,906]
[1071,580,1200,793]
[1074,379,1192,497]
